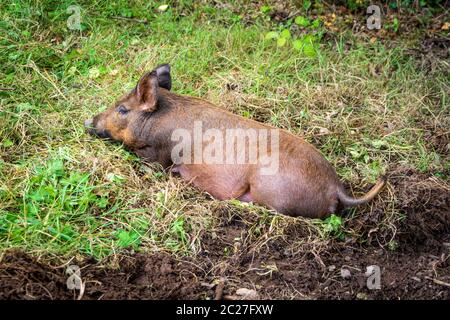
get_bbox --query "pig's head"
[84,64,171,145]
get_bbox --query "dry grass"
[0,0,448,267]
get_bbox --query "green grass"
[0,0,448,260]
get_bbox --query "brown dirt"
[407,36,450,74]
[1,166,448,300]
[1,2,448,301]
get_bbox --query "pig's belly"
[171,164,252,201]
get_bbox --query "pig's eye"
[116,105,129,115]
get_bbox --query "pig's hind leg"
[237,191,253,203]
[172,165,252,202]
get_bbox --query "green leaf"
[303,0,312,11]
[264,31,279,40]
[277,37,287,47]
[295,16,310,27]
[2,139,13,148]
[116,230,140,248]
[364,154,370,163]
[48,160,65,177]
[324,214,342,233]
[97,197,109,209]
[350,149,361,159]
[371,139,388,149]
[171,216,187,244]
[303,34,316,44]
[241,110,252,118]
[311,18,321,29]
[280,29,291,39]
[393,17,399,32]
[120,8,133,18]
[15,102,35,112]
[303,43,317,57]
[260,5,272,14]
[292,39,304,50]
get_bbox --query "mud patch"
[407,36,450,74]
[197,207,449,300]
[1,242,448,300]
[391,166,449,251]
[0,251,212,300]
[1,169,448,300]
[0,252,74,300]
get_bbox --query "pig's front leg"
[134,146,172,169]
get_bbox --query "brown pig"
[85,64,385,218]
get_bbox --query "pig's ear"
[155,64,171,91]
[136,71,158,112]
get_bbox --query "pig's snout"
[84,118,93,129]
[84,118,98,136]
[84,117,111,139]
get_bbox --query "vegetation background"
[0,0,448,299]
